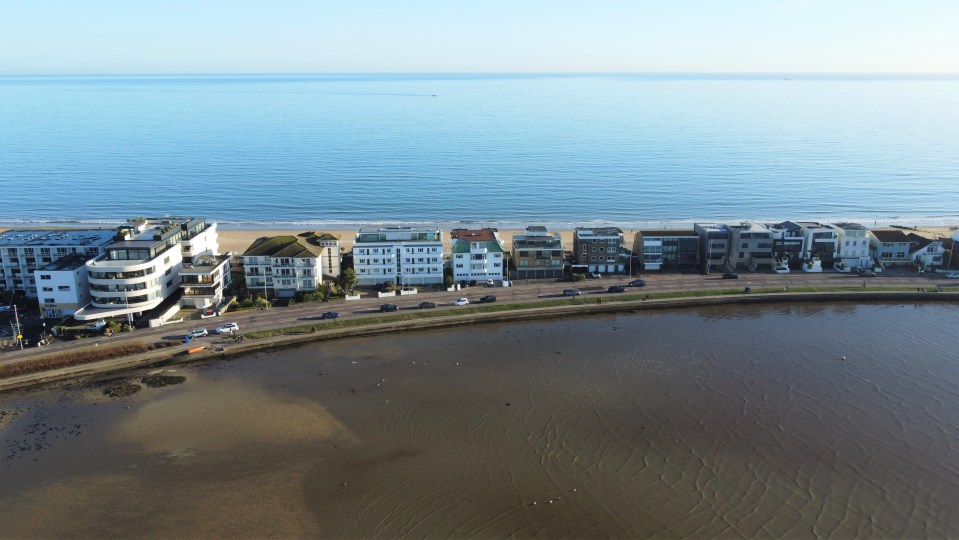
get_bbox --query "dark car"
[468,280,478,287]
[860,270,876,277]
[607,285,626,293]
[418,301,437,309]
[380,303,398,312]
[563,288,582,296]
[722,273,739,279]
[478,295,497,303]
[372,283,384,291]
[628,279,646,287]
[320,311,339,319]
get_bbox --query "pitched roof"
[871,229,912,243]
[242,236,322,258]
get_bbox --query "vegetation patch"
[0,341,170,379]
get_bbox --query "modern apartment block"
[511,226,565,279]
[353,226,444,286]
[34,256,94,318]
[573,227,625,273]
[767,222,807,269]
[0,229,115,298]
[449,228,506,282]
[694,223,731,273]
[826,222,873,269]
[75,217,219,321]
[632,230,699,273]
[242,235,323,298]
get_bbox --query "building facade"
[827,222,873,270]
[633,230,699,273]
[75,217,219,321]
[242,235,323,298]
[870,229,913,266]
[179,255,233,309]
[573,227,625,273]
[353,227,444,286]
[0,229,115,298]
[511,226,565,279]
[34,256,92,318]
[726,222,775,271]
[449,228,506,282]
[694,224,731,273]
[907,234,947,269]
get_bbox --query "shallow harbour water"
[1,303,958,537]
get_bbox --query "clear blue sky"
[1,0,957,74]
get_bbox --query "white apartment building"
[75,217,219,321]
[0,229,115,298]
[573,227,625,273]
[242,235,323,298]
[353,227,444,286]
[180,255,233,309]
[311,232,342,279]
[34,256,93,318]
[449,228,506,282]
[826,223,873,269]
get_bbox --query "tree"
[340,268,358,292]
[445,275,454,287]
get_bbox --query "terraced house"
[242,234,325,298]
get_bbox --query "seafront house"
[906,233,947,270]
[353,226,444,287]
[724,222,775,272]
[767,221,806,270]
[0,229,116,299]
[179,254,232,309]
[694,223,732,273]
[826,222,874,270]
[632,229,699,273]
[449,228,506,283]
[241,234,324,298]
[74,217,219,322]
[511,226,565,280]
[311,232,342,279]
[573,227,625,274]
[34,256,94,318]
[869,229,913,267]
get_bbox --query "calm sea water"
[2,73,958,229]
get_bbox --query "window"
[40,274,52,280]
[58,285,70,291]
[44,298,56,303]
[42,286,53,292]
[165,268,172,276]
[166,279,173,287]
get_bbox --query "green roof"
[451,239,505,254]
[242,236,322,258]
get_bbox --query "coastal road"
[2,269,955,363]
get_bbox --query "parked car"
[88,319,107,331]
[380,303,398,312]
[628,279,646,287]
[485,279,495,287]
[418,301,437,309]
[945,272,959,279]
[215,322,240,334]
[722,273,739,279]
[563,288,582,296]
[468,280,478,287]
[479,295,497,303]
[607,285,626,293]
[861,270,876,277]
[588,272,602,279]
[187,328,209,339]
[320,311,339,319]
[453,297,470,306]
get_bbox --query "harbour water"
[2,73,958,229]
[2,303,958,537]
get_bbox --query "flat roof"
[0,229,116,247]
[37,255,89,271]
[575,227,623,237]
[640,229,698,237]
[450,228,499,242]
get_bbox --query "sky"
[1,0,957,74]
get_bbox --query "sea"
[2,303,957,537]
[1,73,958,230]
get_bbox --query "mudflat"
[2,303,958,537]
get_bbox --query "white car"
[453,298,470,306]
[187,328,209,339]
[215,322,240,334]
[88,320,107,331]
[946,272,959,279]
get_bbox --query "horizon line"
[2,71,959,77]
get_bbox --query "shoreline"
[2,289,957,395]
